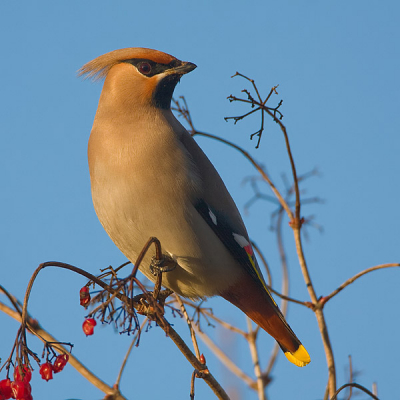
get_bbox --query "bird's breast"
[88,114,241,298]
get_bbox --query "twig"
[293,227,336,394]
[346,355,353,400]
[190,370,196,400]
[115,318,148,388]
[153,313,230,400]
[172,97,293,219]
[246,318,265,400]
[265,101,336,394]
[0,301,125,399]
[192,324,256,390]
[372,382,378,396]
[265,208,289,376]
[198,308,247,337]
[322,263,399,304]
[266,286,309,308]
[179,299,247,337]
[194,131,293,220]
[223,74,337,395]
[251,242,272,287]
[12,238,229,399]
[175,295,201,360]
[330,383,379,400]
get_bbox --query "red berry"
[79,286,91,307]
[10,380,30,398]
[82,318,97,336]
[13,364,32,383]
[53,354,69,373]
[39,363,53,382]
[0,378,12,399]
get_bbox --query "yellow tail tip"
[284,345,311,367]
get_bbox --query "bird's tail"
[221,271,310,367]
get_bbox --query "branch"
[153,312,230,400]
[322,263,399,304]
[193,324,256,390]
[246,318,266,400]
[0,300,125,399]
[194,131,294,220]
[330,383,379,400]
[115,318,148,388]
[172,97,293,219]
[8,234,230,400]
[222,74,337,395]
[175,295,201,360]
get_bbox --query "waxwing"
[80,48,310,367]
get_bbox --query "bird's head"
[79,48,196,111]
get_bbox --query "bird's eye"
[138,62,152,75]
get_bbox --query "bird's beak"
[170,61,197,75]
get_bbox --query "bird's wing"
[177,128,268,286]
[194,198,269,292]
[178,128,310,367]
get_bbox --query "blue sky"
[0,1,399,399]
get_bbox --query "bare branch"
[251,241,273,287]
[154,313,230,400]
[175,295,201,360]
[246,318,266,400]
[322,263,399,304]
[346,355,353,400]
[330,383,379,400]
[194,131,294,220]
[115,318,148,388]
[193,324,256,390]
[0,300,126,399]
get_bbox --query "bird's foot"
[133,289,173,317]
[150,254,177,276]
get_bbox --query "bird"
[79,47,310,367]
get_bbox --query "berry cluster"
[39,354,69,382]
[0,355,69,400]
[0,365,32,400]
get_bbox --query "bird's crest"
[78,47,177,81]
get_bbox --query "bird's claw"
[150,255,177,276]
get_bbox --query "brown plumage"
[79,47,176,80]
[81,47,310,367]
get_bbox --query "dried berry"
[53,354,69,373]
[0,378,12,399]
[39,363,53,382]
[79,286,91,307]
[82,318,97,336]
[14,364,32,383]
[11,380,31,398]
